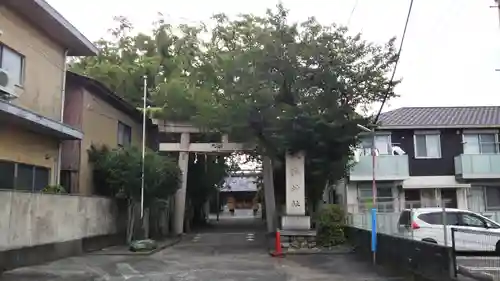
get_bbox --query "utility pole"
[357,124,377,265]
[141,75,147,219]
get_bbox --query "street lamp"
[357,124,377,265]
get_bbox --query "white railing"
[346,208,500,236]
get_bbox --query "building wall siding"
[390,129,463,177]
[0,125,58,185]
[78,89,142,195]
[0,6,65,120]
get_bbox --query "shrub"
[316,204,346,247]
[41,185,67,194]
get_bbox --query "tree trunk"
[142,208,150,239]
[263,156,277,233]
[126,201,135,243]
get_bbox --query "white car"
[397,208,500,252]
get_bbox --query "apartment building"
[0,0,97,191]
[62,71,155,195]
[340,106,500,215]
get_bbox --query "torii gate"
[154,120,310,235]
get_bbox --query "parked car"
[397,208,500,252]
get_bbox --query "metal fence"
[345,200,448,236]
[344,200,500,281]
[452,228,500,281]
[345,200,500,235]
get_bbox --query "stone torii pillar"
[174,132,190,236]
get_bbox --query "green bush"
[316,204,346,247]
[41,185,67,194]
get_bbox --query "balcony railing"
[349,155,410,181]
[455,154,500,180]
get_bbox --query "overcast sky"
[48,0,500,112]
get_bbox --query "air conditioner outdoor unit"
[0,68,18,101]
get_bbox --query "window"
[117,121,132,146]
[463,133,498,154]
[34,167,50,191]
[484,186,500,210]
[17,163,34,191]
[0,44,24,86]
[360,135,391,155]
[460,213,486,228]
[441,189,458,208]
[0,161,50,192]
[0,160,15,189]
[60,170,72,193]
[358,185,394,212]
[418,212,459,225]
[405,189,421,209]
[414,133,441,158]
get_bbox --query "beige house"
[62,71,152,195]
[0,0,97,191]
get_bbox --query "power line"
[347,0,360,27]
[374,0,415,123]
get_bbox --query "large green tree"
[72,5,399,211]
[173,6,398,208]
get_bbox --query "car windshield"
[484,217,500,229]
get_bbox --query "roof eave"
[33,0,98,56]
[378,124,500,130]
[6,0,98,56]
[66,71,153,126]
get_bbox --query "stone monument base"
[281,215,311,230]
[279,216,316,250]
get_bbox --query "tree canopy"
[71,5,399,205]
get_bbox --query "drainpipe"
[55,49,69,186]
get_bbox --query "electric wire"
[347,0,360,27]
[373,0,415,123]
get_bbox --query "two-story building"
[62,71,154,195]
[0,0,97,191]
[342,106,500,215]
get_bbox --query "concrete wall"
[0,191,122,251]
[0,5,65,120]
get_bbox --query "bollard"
[271,228,284,257]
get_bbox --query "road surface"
[1,211,404,281]
[457,257,500,279]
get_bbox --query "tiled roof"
[378,106,500,128]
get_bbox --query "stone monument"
[281,151,311,230]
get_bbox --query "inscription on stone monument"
[285,152,305,215]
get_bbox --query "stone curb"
[88,236,182,256]
[279,247,355,256]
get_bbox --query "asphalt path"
[1,210,404,281]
